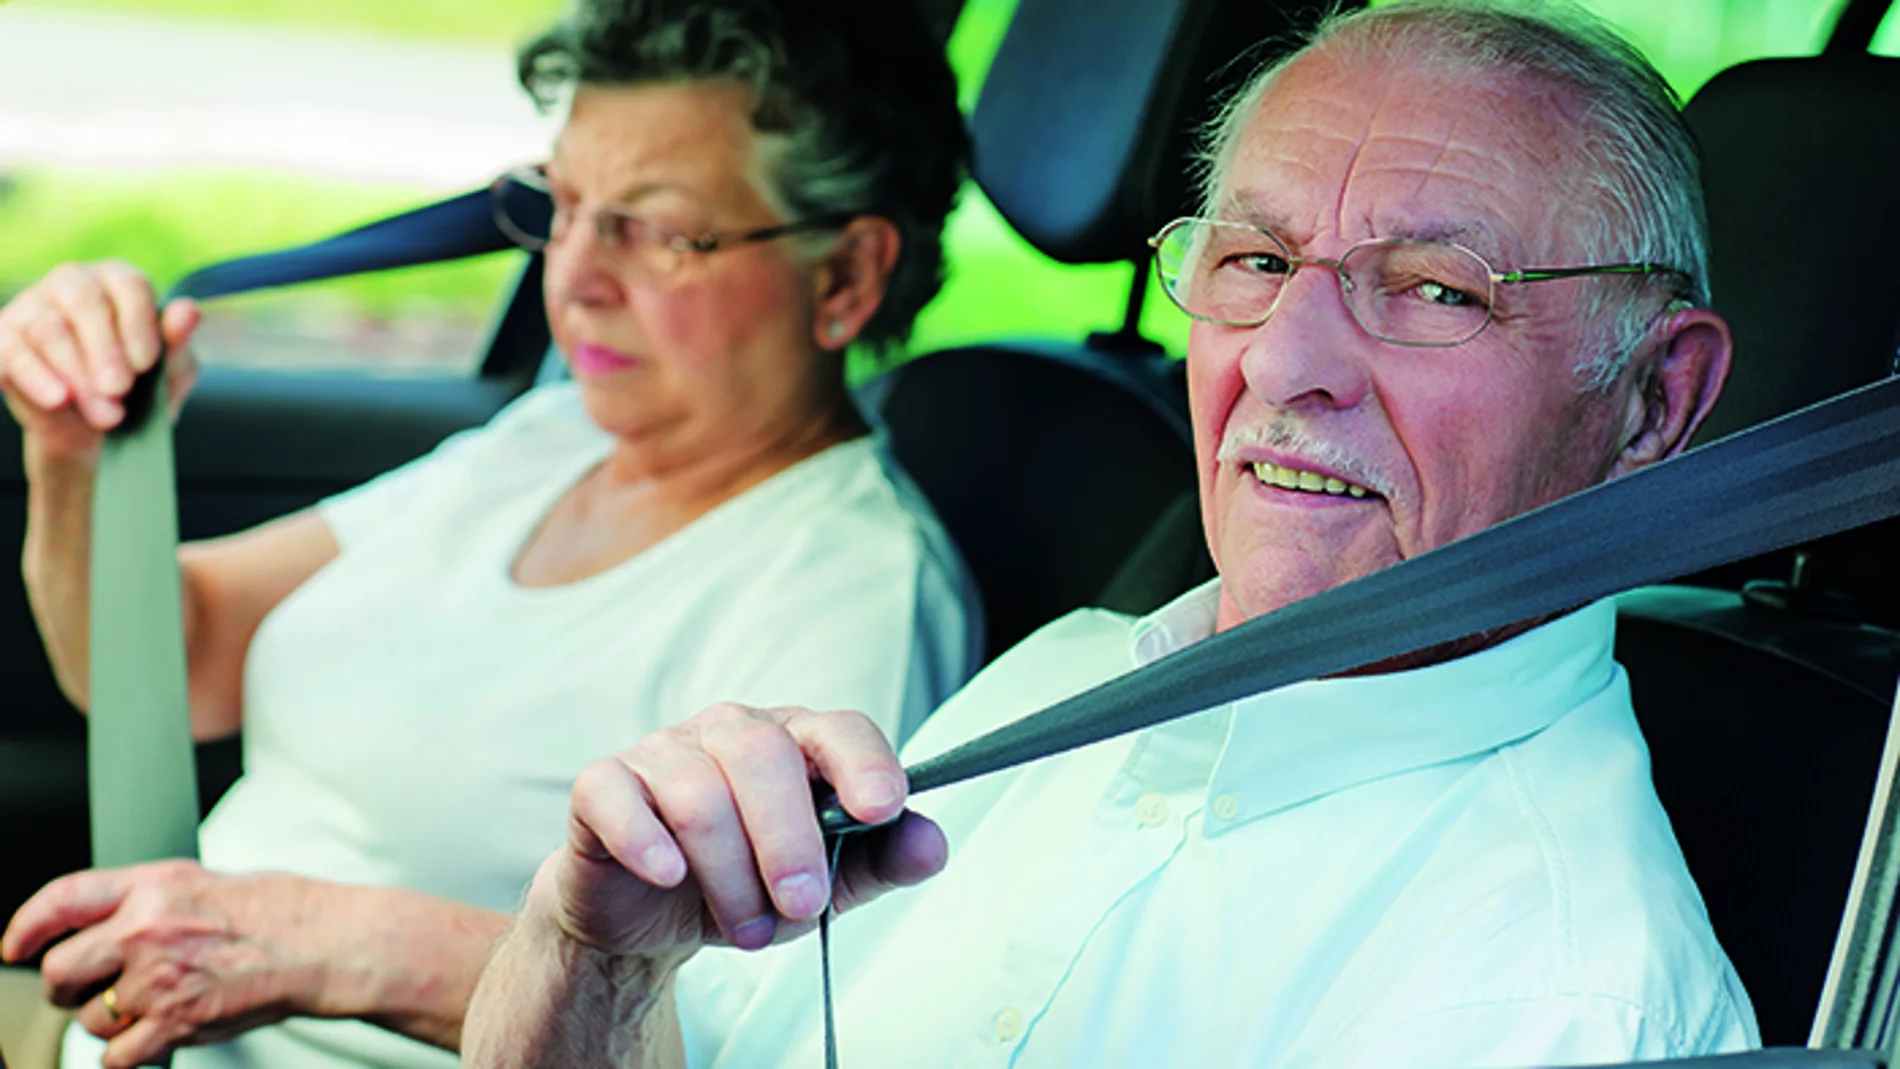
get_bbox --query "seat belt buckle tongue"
[813,782,897,838]
[113,362,166,437]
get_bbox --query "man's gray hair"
[1199,0,1709,390]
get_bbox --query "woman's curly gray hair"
[517,0,969,354]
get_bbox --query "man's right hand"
[530,702,949,965]
[0,261,201,468]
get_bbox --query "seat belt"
[806,371,1900,1065]
[84,189,1900,1067]
[84,190,519,1068]
[89,188,517,872]
[819,370,1900,832]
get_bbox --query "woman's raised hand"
[0,261,201,467]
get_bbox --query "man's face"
[1191,52,1641,632]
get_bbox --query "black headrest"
[1684,54,1900,445]
[970,0,1355,265]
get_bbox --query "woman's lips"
[570,343,641,375]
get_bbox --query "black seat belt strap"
[821,373,1900,832]
[811,373,1900,1064]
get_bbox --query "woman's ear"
[1610,305,1734,478]
[809,216,901,351]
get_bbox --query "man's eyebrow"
[1215,196,1528,266]
[1377,218,1519,261]
[1216,195,1296,235]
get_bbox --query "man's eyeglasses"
[1148,216,1695,348]
[491,164,853,277]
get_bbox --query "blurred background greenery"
[0,0,1889,372]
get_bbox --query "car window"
[0,0,561,378]
[1877,0,1900,50]
[0,0,1870,379]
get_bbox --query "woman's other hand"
[0,261,202,468]
[0,861,327,1069]
[533,702,948,963]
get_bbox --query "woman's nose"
[543,224,625,311]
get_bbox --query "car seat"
[861,0,1363,661]
[1615,0,1900,1044]
[1678,0,1900,630]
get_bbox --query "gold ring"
[101,986,121,1023]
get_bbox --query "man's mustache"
[1215,418,1395,502]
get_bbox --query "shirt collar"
[1126,580,1620,835]
[1129,578,1223,667]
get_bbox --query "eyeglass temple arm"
[712,214,862,251]
[1499,263,1687,284]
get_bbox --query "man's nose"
[1238,264,1373,411]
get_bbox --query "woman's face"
[541,81,840,466]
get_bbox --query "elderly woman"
[0,2,977,1068]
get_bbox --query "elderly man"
[462,2,1755,1065]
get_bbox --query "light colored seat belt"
[84,188,520,1068]
[88,372,198,869]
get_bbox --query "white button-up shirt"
[677,582,1758,1068]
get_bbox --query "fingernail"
[855,772,902,811]
[773,872,829,919]
[731,915,775,950]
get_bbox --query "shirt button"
[993,1006,1024,1041]
[1135,793,1168,827]
[1212,793,1241,821]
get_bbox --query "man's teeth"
[1250,461,1369,498]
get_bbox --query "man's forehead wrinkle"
[1326,67,1398,242]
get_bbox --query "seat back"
[1626,3,1900,1040]
[863,346,1201,659]
[1618,587,1900,1046]
[868,0,1359,658]
[1682,6,1900,626]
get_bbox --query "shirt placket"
[980,714,1227,1065]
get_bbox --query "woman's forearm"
[305,884,516,1052]
[20,444,104,710]
[461,911,687,1068]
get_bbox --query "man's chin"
[1214,576,1336,633]
[1213,551,1388,634]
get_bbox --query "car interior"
[0,0,1897,1059]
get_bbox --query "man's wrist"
[517,877,694,999]
[463,891,693,1068]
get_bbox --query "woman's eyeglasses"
[491,164,852,277]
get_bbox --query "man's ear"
[809,216,901,351]
[1609,305,1733,478]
